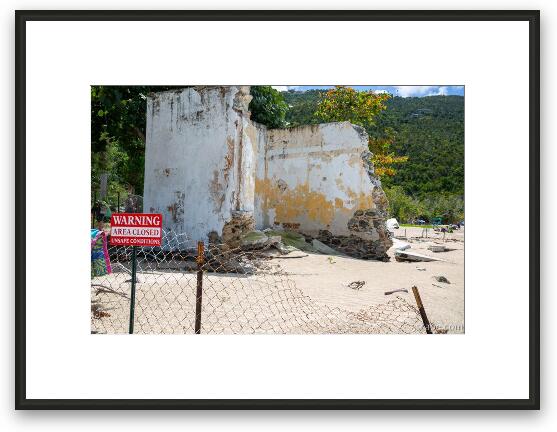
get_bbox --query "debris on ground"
[395,250,445,262]
[432,283,445,289]
[433,275,451,284]
[262,230,318,253]
[205,254,257,274]
[241,230,281,250]
[416,267,426,271]
[344,281,365,290]
[311,239,343,255]
[239,230,323,257]
[272,243,298,255]
[91,284,129,299]
[125,276,143,284]
[428,244,447,252]
[271,253,309,259]
[392,238,411,251]
[384,288,409,295]
[327,257,336,264]
[91,301,112,319]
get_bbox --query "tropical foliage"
[248,86,288,128]
[91,86,181,198]
[313,86,408,178]
[314,86,390,127]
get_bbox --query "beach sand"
[277,226,464,333]
[91,226,464,334]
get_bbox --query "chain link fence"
[91,231,439,335]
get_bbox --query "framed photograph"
[15,10,539,409]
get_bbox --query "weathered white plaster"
[255,122,380,236]
[143,86,254,245]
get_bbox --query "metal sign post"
[195,241,205,334]
[129,246,137,334]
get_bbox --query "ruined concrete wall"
[144,87,391,259]
[143,86,256,246]
[255,122,392,259]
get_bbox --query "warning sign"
[109,213,163,246]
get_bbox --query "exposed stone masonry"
[221,210,256,248]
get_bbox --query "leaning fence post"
[411,286,432,334]
[195,241,205,334]
[129,246,138,334]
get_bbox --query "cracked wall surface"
[144,86,391,259]
[255,122,392,259]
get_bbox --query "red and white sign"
[109,213,163,246]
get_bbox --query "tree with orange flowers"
[314,86,407,178]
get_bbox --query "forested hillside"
[369,95,464,197]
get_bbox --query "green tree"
[248,86,288,128]
[313,86,407,179]
[283,90,323,126]
[368,128,408,178]
[91,85,181,196]
[384,186,424,223]
[314,86,390,127]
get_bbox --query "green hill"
[370,95,464,197]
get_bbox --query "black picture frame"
[15,9,540,410]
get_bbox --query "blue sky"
[271,85,464,97]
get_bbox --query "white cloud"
[373,89,389,94]
[427,86,449,96]
[394,86,452,97]
[395,86,437,97]
[272,85,302,91]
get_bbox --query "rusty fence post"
[195,241,205,334]
[411,286,433,334]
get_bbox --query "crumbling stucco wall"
[255,122,392,259]
[144,86,391,259]
[143,86,256,246]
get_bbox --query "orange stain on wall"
[256,178,374,227]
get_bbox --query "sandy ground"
[91,226,464,334]
[277,226,464,333]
